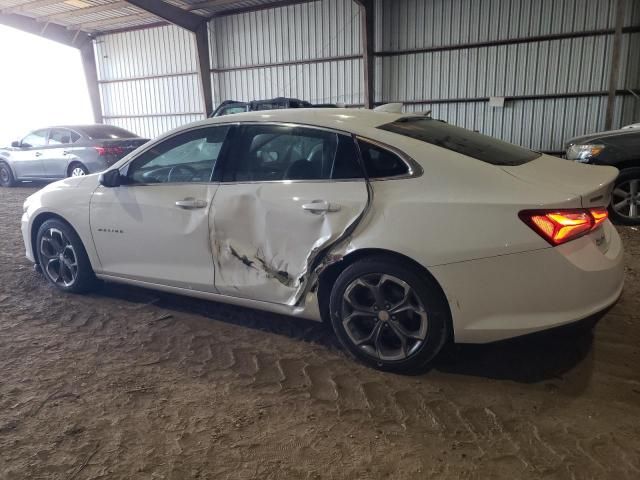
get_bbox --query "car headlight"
[566,144,605,163]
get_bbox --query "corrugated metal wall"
[92,0,638,149]
[94,24,205,138]
[208,0,364,107]
[618,30,640,126]
[374,0,640,152]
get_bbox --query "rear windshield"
[378,117,540,166]
[80,125,138,140]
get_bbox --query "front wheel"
[610,168,640,225]
[329,257,450,373]
[36,219,96,293]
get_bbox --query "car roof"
[201,108,408,133]
[30,124,125,133]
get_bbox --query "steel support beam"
[123,0,213,116]
[605,0,625,130]
[195,23,214,117]
[354,0,374,109]
[123,0,202,31]
[80,42,104,123]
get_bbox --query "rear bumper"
[431,221,624,343]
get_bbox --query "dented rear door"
[210,124,368,306]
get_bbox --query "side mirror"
[99,169,123,188]
[11,141,20,148]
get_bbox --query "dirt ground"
[0,185,639,480]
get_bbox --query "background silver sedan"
[0,125,148,187]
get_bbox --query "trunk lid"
[96,138,149,165]
[501,154,618,208]
[99,138,149,156]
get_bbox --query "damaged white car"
[21,109,624,372]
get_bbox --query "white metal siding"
[94,24,205,138]
[91,0,639,150]
[374,0,639,151]
[403,96,610,151]
[209,0,364,106]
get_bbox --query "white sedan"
[21,109,624,372]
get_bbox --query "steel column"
[605,0,626,130]
[195,23,214,117]
[355,0,375,109]
[80,42,104,123]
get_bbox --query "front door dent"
[211,180,371,306]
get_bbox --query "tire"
[67,162,89,178]
[609,167,640,225]
[329,256,450,374]
[0,161,16,187]
[36,219,96,293]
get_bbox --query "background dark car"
[210,97,337,117]
[0,125,148,187]
[564,125,640,225]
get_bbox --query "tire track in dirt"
[253,353,286,388]
[332,373,369,413]
[304,364,339,402]
[278,358,310,390]
[230,348,260,377]
[393,389,441,433]
[183,333,215,377]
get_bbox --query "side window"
[331,135,363,179]
[357,139,409,178]
[126,126,229,184]
[223,125,339,182]
[219,106,247,116]
[48,128,79,145]
[21,130,48,148]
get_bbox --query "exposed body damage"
[209,179,371,308]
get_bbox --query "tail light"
[589,207,608,228]
[95,146,125,156]
[519,208,608,246]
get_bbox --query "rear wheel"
[610,167,640,225]
[0,162,16,187]
[36,219,96,293]
[329,256,450,373]
[68,162,88,178]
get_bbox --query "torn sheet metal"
[210,180,370,307]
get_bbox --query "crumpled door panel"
[211,181,368,305]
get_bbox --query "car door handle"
[302,200,341,213]
[175,198,208,209]
[34,152,42,157]
[63,150,71,155]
